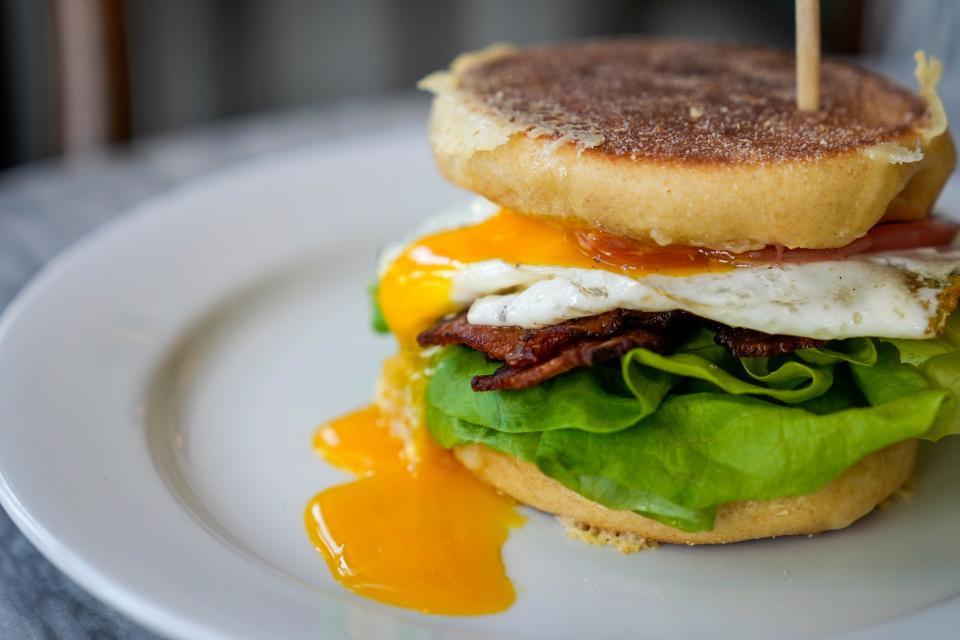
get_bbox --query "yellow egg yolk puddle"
[305,353,523,615]
[378,208,735,345]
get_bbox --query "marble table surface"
[0,94,426,639]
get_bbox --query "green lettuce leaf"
[368,282,390,334]
[874,313,960,439]
[427,347,674,433]
[532,390,953,531]
[428,385,955,531]
[917,353,960,439]
[849,342,930,406]
[883,313,960,366]
[625,349,832,403]
[427,406,542,461]
[796,337,878,366]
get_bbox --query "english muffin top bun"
[421,40,955,251]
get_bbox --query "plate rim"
[0,125,445,640]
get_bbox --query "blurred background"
[1,0,959,171]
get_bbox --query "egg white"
[389,201,960,340]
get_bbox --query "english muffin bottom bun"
[453,441,917,545]
[420,40,955,251]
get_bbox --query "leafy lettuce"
[425,318,960,532]
[368,282,390,334]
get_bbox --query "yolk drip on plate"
[305,353,523,615]
[378,208,735,344]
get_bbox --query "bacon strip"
[419,310,691,391]
[418,309,688,368]
[417,314,525,363]
[734,219,960,263]
[712,325,826,357]
[471,329,671,391]
[419,309,831,392]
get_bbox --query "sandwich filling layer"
[378,200,960,344]
[373,201,960,533]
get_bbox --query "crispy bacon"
[418,309,827,391]
[471,329,671,391]
[712,325,826,357]
[419,310,691,391]
[418,309,688,367]
[417,314,525,363]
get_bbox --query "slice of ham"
[576,217,959,268]
[741,235,875,264]
[742,218,959,264]
[866,218,960,253]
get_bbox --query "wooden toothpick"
[795,0,821,111]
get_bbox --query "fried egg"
[378,200,960,344]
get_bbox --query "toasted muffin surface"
[458,40,927,164]
[422,40,956,250]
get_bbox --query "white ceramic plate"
[1,125,960,640]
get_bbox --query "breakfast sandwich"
[372,39,960,546]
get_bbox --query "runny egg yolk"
[378,208,734,345]
[305,352,523,615]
